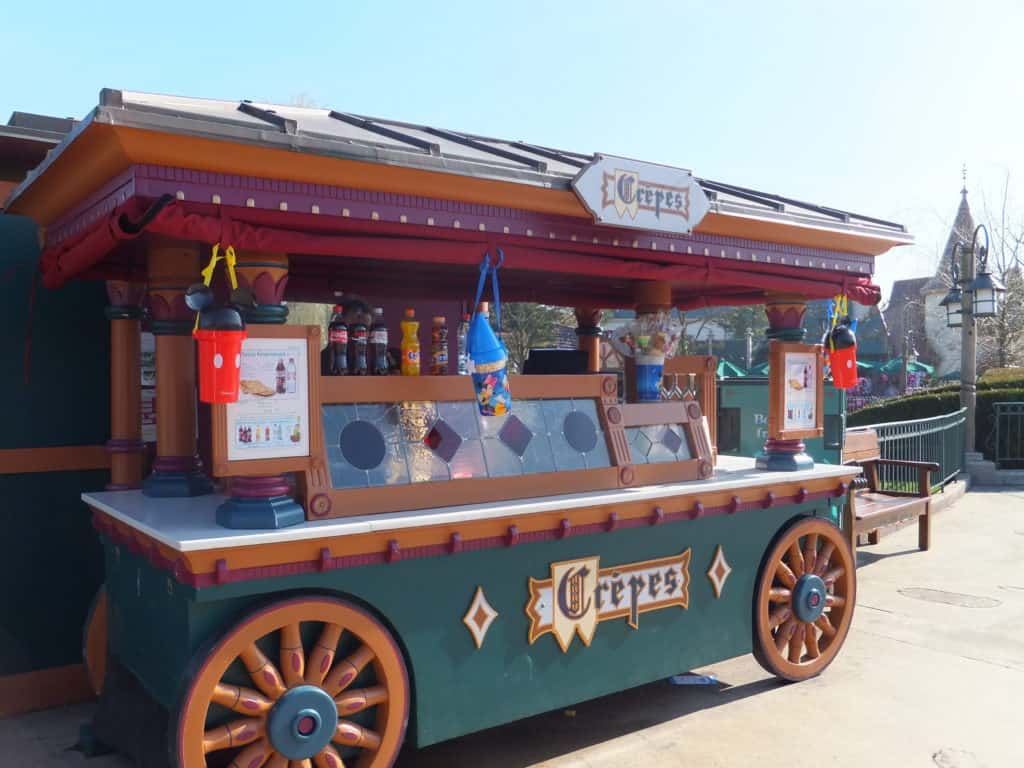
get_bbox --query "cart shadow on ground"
[395,675,783,767]
[854,548,921,570]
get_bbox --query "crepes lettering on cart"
[603,169,691,221]
[526,550,691,652]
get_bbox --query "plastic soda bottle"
[351,310,369,376]
[400,308,420,376]
[371,307,389,375]
[328,305,348,376]
[431,316,449,375]
[457,312,470,375]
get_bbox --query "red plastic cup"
[830,345,858,390]
[194,329,247,403]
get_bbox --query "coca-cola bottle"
[351,311,369,376]
[328,305,349,376]
[370,307,389,375]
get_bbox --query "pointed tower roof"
[925,176,975,293]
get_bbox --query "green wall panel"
[0,470,107,675]
[0,213,111,678]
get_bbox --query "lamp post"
[939,224,1006,457]
[899,300,923,395]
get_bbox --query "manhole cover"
[898,588,1001,608]
[933,748,983,767]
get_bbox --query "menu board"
[782,351,818,432]
[226,337,310,461]
[766,341,823,442]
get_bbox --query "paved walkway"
[3,488,1022,768]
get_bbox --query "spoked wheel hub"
[752,516,856,682]
[174,596,408,768]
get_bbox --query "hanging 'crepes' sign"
[572,154,711,234]
[526,550,691,652]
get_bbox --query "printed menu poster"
[782,351,817,432]
[226,337,310,461]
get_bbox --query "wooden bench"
[842,429,939,552]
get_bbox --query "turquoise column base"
[216,494,305,529]
[755,450,815,472]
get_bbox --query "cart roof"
[5,89,911,307]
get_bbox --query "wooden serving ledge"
[82,456,861,589]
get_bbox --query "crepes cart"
[5,89,910,768]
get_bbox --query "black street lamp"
[939,223,1006,459]
[941,224,1006,324]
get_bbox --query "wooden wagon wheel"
[174,596,409,768]
[752,517,855,682]
[83,586,108,696]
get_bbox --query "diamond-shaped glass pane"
[498,415,533,457]
[661,425,683,454]
[425,419,463,463]
[635,430,653,457]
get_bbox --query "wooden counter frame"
[210,324,323,479]
[304,373,714,520]
[767,341,825,442]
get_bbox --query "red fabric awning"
[39,198,882,306]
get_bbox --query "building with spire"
[922,179,976,377]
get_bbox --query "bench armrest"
[873,458,937,497]
[873,459,941,472]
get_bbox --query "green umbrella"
[717,360,747,378]
[751,362,770,376]
[880,358,934,375]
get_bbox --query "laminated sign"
[572,154,711,234]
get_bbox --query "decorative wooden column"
[216,251,304,529]
[756,295,814,471]
[143,237,212,497]
[105,281,146,490]
[574,307,603,373]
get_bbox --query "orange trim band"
[90,471,859,582]
[0,445,110,475]
[12,124,908,256]
[0,664,94,717]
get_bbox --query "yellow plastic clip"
[223,245,239,292]
[194,244,234,332]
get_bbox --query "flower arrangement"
[610,311,683,361]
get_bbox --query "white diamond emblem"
[462,586,499,649]
[707,545,732,599]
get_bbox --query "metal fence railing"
[995,403,1024,469]
[847,407,967,491]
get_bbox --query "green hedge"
[848,382,1024,459]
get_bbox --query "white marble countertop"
[82,455,859,554]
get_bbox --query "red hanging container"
[185,264,247,404]
[194,328,247,403]
[828,323,858,390]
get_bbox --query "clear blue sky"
[4,0,1023,298]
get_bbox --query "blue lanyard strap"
[471,248,504,332]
